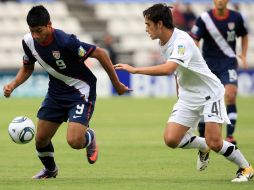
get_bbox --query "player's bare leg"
[164,122,210,171]
[32,120,60,179]
[67,122,98,164]
[224,84,237,145]
[205,122,252,182]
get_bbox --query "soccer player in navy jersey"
[3,5,130,179]
[190,0,249,145]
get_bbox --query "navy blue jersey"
[22,29,96,101]
[190,9,248,59]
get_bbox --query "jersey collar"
[212,8,230,21]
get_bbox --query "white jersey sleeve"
[168,38,192,68]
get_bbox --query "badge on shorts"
[52,51,60,59]
[177,45,185,56]
[23,54,29,62]
[78,46,86,57]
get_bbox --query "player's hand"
[238,55,248,69]
[115,82,132,95]
[3,83,15,98]
[114,63,137,74]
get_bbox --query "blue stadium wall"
[0,69,254,97]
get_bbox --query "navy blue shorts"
[205,57,238,86]
[37,95,95,126]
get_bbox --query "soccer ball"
[8,116,35,144]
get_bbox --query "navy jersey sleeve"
[66,34,96,62]
[190,16,206,41]
[22,40,36,65]
[236,13,248,37]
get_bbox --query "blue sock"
[198,122,205,137]
[36,141,56,171]
[227,104,237,137]
[84,129,94,148]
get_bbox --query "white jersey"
[159,28,224,107]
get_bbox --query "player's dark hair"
[27,5,50,27]
[143,3,174,29]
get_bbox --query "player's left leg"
[204,99,252,182]
[205,122,253,182]
[67,122,98,164]
[67,99,98,164]
[224,84,238,145]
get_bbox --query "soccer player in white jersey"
[115,3,253,182]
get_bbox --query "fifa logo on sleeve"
[78,46,86,57]
[177,45,185,56]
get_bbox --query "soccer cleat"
[86,131,98,164]
[197,149,210,171]
[225,136,237,145]
[231,165,254,182]
[32,167,58,179]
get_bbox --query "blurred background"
[0,0,254,97]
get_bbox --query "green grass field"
[0,97,253,190]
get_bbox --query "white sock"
[218,140,249,168]
[177,132,208,152]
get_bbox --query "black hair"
[143,3,174,29]
[26,5,50,27]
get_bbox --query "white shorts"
[168,98,230,129]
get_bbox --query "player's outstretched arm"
[91,47,131,95]
[114,61,178,76]
[239,34,248,69]
[3,64,34,98]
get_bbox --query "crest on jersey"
[52,51,60,59]
[228,22,235,30]
[78,46,86,57]
[177,45,185,56]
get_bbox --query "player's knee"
[35,134,50,147]
[164,136,179,149]
[225,94,236,104]
[225,89,237,104]
[206,140,222,152]
[67,136,84,149]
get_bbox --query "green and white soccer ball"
[8,116,35,144]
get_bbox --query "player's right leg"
[224,84,238,145]
[197,118,208,170]
[32,119,61,179]
[165,101,210,171]
[33,97,64,179]
[164,123,210,171]
[198,122,205,137]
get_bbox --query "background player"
[3,5,130,179]
[115,3,253,182]
[190,0,249,144]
